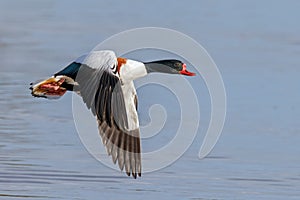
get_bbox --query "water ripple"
[0,193,51,199]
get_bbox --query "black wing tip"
[125,171,141,179]
[132,173,137,179]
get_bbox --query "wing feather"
[74,51,141,178]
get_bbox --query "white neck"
[119,60,147,83]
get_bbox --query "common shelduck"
[30,50,195,178]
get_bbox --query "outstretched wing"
[72,51,142,178]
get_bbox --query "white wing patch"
[76,50,117,74]
[121,81,139,130]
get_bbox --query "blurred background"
[0,0,299,199]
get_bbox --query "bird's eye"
[174,62,183,71]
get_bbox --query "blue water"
[0,0,300,199]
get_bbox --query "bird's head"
[144,59,196,76]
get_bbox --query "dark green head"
[144,59,195,76]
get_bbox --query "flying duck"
[30,50,195,178]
